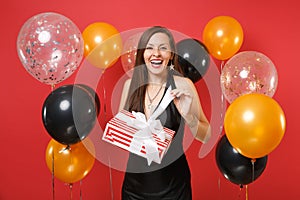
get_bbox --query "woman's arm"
[171,76,211,143]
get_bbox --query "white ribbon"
[129,112,165,165]
[115,86,174,165]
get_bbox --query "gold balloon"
[45,137,95,183]
[82,22,122,69]
[203,15,244,60]
[224,93,286,158]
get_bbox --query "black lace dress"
[122,73,192,200]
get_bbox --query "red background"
[1,0,299,199]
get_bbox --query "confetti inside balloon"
[220,51,278,103]
[121,32,141,76]
[17,12,84,85]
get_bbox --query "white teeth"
[151,60,162,64]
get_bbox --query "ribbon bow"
[115,86,174,165]
[127,111,166,165]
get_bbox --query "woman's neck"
[148,71,168,85]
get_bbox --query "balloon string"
[103,71,113,199]
[103,71,107,123]
[52,150,55,200]
[69,183,73,200]
[80,180,82,200]
[59,145,71,153]
[251,159,256,182]
[218,177,221,200]
[220,60,225,135]
[246,185,249,200]
[108,156,114,200]
[238,185,243,200]
[220,60,225,70]
[51,84,55,92]
[220,93,224,135]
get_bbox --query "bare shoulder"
[173,75,194,90]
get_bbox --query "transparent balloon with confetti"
[16,12,84,86]
[220,51,278,103]
[120,32,142,77]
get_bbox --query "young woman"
[119,26,211,200]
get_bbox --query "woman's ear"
[170,52,174,61]
[167,53,174,66]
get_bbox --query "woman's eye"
[160,46,168,50]
[145,46,153,50]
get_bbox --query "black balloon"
[176,38,210,83]
[215,135,268,185]
[42,84,98,145]
[75,84,100,116]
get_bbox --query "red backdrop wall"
[1,0,299,199]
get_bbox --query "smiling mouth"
[150,60,163,67]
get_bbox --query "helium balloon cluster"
[201,15,286,187]
[15,12,124,185]
[220,50,284,160]
[202,16,286,185]
[42,84,100,183]
[16,12,123,184]
[215,135,268,186]
[217,92,285,186]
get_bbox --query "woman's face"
[143,32,172,76]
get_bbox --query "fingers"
[170,89,191,98]
[172,93,191,116]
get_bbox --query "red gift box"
[102,110,175,165]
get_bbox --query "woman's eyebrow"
[146,43,169,47]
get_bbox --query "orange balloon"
[45,138,95,183]
[82,22,122,69]
[224,93,286,158]
[203,16,244,60]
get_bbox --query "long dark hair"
[124,26,183,112]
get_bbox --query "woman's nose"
[152,48,161,56]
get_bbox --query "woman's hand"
[170,88,193,117]
[171,76,211,143]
